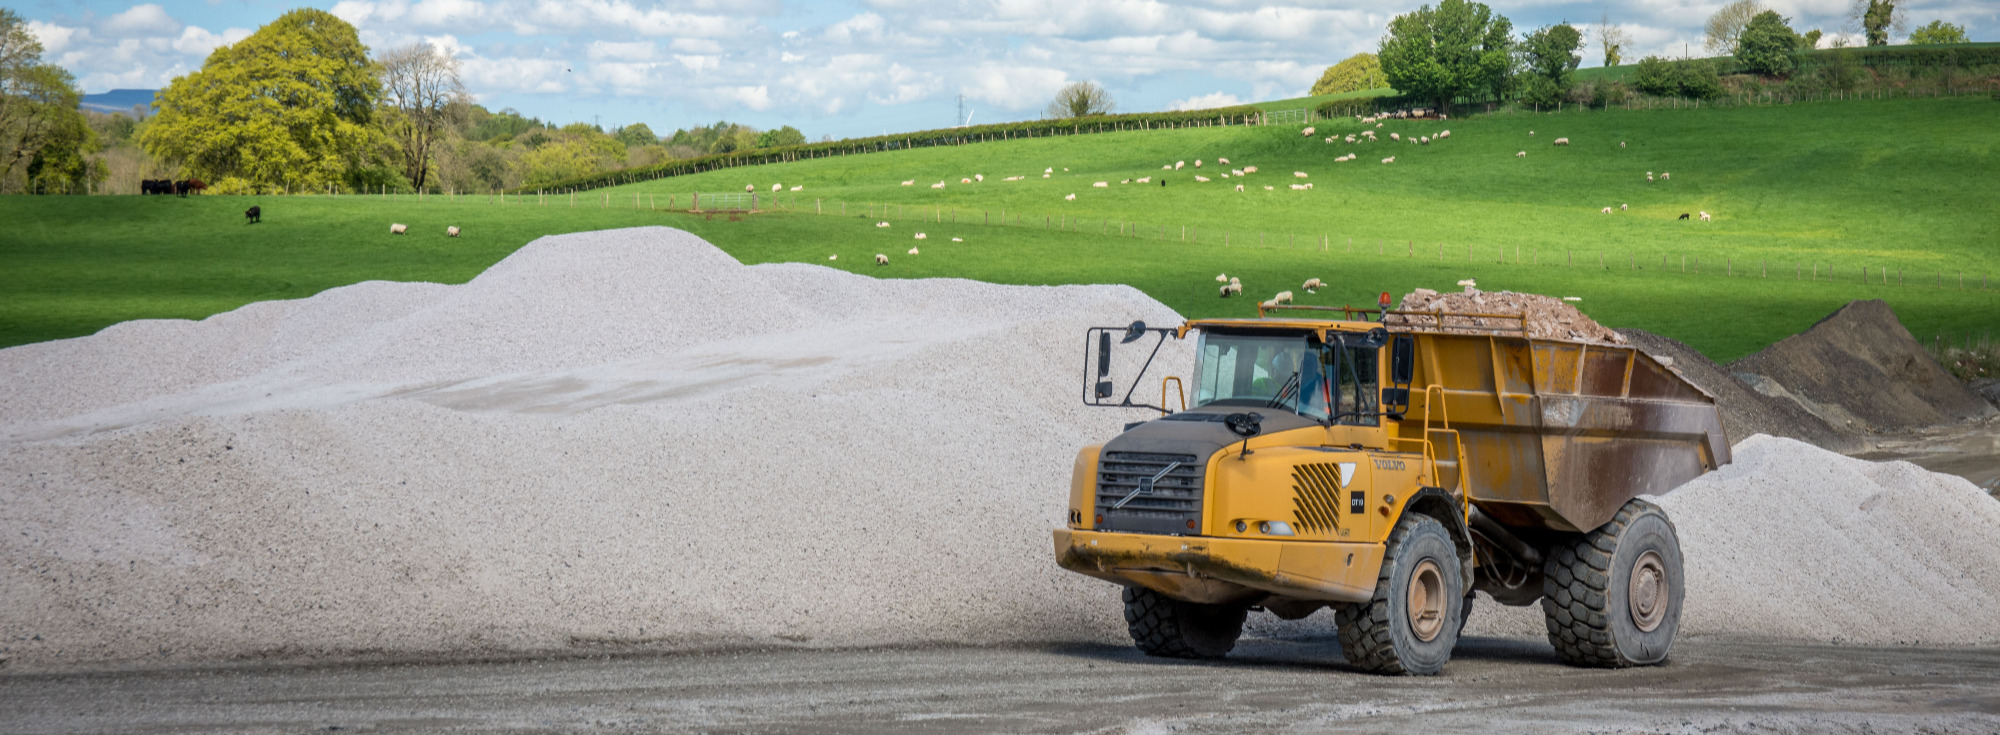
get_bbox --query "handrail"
[1160,376,1187,416]
[1251,303,1531,335]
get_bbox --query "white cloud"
[728,85,773,110]
[1169,91,1242,111]
[675,54,721,74]
[98,4,182,37]
[25,21,87,54]
[825,13,886,44]
[669,38,724,54]
[589,41,658,61]
[961,63,1069,110]
[172,26,251,57]
[460,56,570,94]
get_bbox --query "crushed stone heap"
[1386,287,1626,344]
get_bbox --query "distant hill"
[79,89,156,117]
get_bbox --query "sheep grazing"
[1553,137,1570,146]
[1273,291,1295,304]
[1231,169,1244,176]
[1345,135,1356,143]
[1516,151,1527,158]
[1302,277,1323,291]
[1194,175,1211,183]
[1121,179,1131,184]
[390,223,408,234]
[1242,166,1258,173]
[1661,172,1670,180]
[1678,213,1690,220]
[1162,165,1173,170]
[1235,184,1245,192]
[1301,127,1315,136]
[1064,193,1076,201]
[1293,171,1309,178]
[1420,136,1430,145]
[1137,176,1151,183]
[961,177,972,184]
[790,186,802,191]
[1229,276,1241,285]
[1042,173,1051,178]
[1457,279,1477,288]
[901,180,915,186]
[1264,186,1275,191]
[1003,176,1024,181]
[908,247,920,255]
[1529,131,1535,135]
[974,174,984,181]
[1289,184,1307,190]
[1390,133,1401,141]
[1092,181,1109,188]
[745,184,754,192]
[772,183,783,192]
[1381,157,1395,164]
[1218,158,1230,164]
[1045,167,1054,174]
[447,225,461,237]
[931,181,946,189]
[951,237,963,242]
[914,233,928,240]
[829,255,838,261]
[1176,161,1185,169]
[244,206,261,224]
[1647,174,1655,182]
[1376,123,1383,128]
[1220,283,1242,297]
[1601,207,1614,214]
[1621,203,1628,211]
[1438,130,1450,138]
[1699,211,1712,222]
[1620,141,1626,148]
[877,221,891,228]
[1195,160,1203,168]
[875,254,888,265]
[1217,273,1230,283]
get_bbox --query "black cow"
[140,179,162,195]
[245,205,261,224]
[1677,213,1690,220]
[174,180,190,197]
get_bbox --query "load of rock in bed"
[1387,287,1626,344]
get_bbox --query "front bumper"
[1053,528,1380,605]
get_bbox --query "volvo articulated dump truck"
[1056,304,1729,675]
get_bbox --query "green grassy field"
[3,94,1994,361]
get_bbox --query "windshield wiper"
[1267,373,1301,409]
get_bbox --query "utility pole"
[956,95,967,128]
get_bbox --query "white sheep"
[1345,135,1357,143]
[1273,291,1294,304]
[1176,161,1185,169]
[975,174,984,181]
[1231,169,1244,176]
[790,185,802,191]
[1162,165,1173,170]
[1043,173,1050,178]
[961,177,972,184]
[1601,207,1613,214]
[914,232,928,240]
[446,226,460,237]
[909,247,920,255]
[745,184,754,192]
[1194,175,1211,182]
[1137,176,1152,183]
[1661,172,1670,180]
[1045,167,1053,174]
[1264,186,1274,190]
[1647,174,1655,182]
[1294,171,1309,178]
[1217,273,1230,282]
[1195,160,1203,168]
[1289,184,1307,190]
[1439,130,1450,138]
[1382,157,1395,164]
[1221,173,1230,178]
[877,221,891,228]
[829,255,838,261]
[1529,131,1535,135]
[1230,276,1241,285]
[1235,184,1245,192]
[1457,279,1477,288]
[1554,137,1570,146]
[875,254,888,265]
[1562,296,1583,302]
[1219,158,1230,164]
[1303,277,1323,291]
[1620,142,1626,148]
[1420,136,1430,144]
[1242,166,1258,173]
[1003,176,1024,181]
[931,181,946,189]
[390,223,407,234]
[1391,132,1401,141]
[771,183,783,192]
[1301,126,1315,136]
[1064,193,1076,201]
[1699,211,1712,221]
[901,180,915,186]
[1516,151,1527,158]
[1092,181,1108,188]
[1220,284,1234,298]
[1621,203,1628,211]
[951,237,962,242]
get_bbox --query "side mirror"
[1096,332,1113,398]
[1391,335,1414,384]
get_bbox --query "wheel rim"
[1407,558,1446,642]
[1629,550,1668,633]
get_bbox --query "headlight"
[1258,520,1295,536]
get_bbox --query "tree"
[614,123,657,149]
[1,9,103,193]
[1737,11,1802,76]
[1310,53,1388,96]
[1704,0,1766,55]
[1523,24,1584,84]
[377,42,468,192]
[1595,12,1631,67]
[755,125,805,148]
[141,8,381,193]
[1802,29,1824,49]
[1852,0,1906,46]
[1046,81,1114,119]
[1377,0,1514,113]
[1908,20,1969,44]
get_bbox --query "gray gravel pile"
[4,229,1996,675]
[1,227,1179,673]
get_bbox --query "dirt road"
[4,635,1997,733]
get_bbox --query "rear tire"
[1336,514,1463,675]
[1542,498,1684,667]
[1122,587,1247,659]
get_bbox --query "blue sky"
[18,0,1994,140]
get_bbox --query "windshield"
[1193,331,1379,424]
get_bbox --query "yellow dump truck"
[1057,305,1729,675]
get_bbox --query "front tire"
[1336,514,1464,675]
[1542,498,1684,667]
[1122,587,1247,659]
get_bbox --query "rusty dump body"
[1399,329,1731,533]
[1057,309,1730,611]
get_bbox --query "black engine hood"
[1105,407,1322,460]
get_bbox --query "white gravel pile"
[1463,434,2000,645]
[3,228,1996,674]
[0,227,1179,672]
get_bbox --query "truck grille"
[1291,463,1346,535]
[1096,452,1204,535]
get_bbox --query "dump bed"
[1398,331,1730,533]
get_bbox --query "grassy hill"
[3,94,1994,361]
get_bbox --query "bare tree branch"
[377,42,469,191]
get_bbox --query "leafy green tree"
[1704,0,1765,54]
[1908,20,1969,44]
[141,8,382,193]
[1678,60,1725,99]
[467,107,541,141]
[1854,0,1905,46]
[1737,10,1802,76]
[1633,56,1678,95]
[1310,53,1388,96]
[1045,81,1114,118]
[1801,29,1824,49]
[1377,0,1515,112]
[1523,24,1584,87]
[521,132,624,188]
[755,125,805,148]
[1633,56,1723,99]
[614,122,657,149]
[1,9,104,194]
